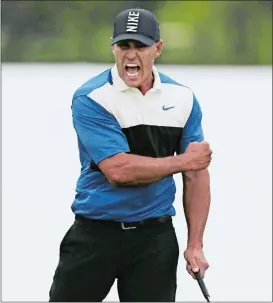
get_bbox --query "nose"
[125,43,137,59]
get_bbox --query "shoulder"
[73,68,113,99]
[159,71,195,99]
[158,71,190,89]
[72,68,114,114]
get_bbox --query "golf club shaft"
[194,271,210,302]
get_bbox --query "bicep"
[178,93,204,154]
[72,96,130,166]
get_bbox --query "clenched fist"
[184,247,209,279]
[183,141,212,171]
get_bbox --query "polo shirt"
[71,64,204,222]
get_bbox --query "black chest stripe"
[122,125,183,158]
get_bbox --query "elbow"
[105,169,135,185]
[98,153,135,185]
[106,172,122,185]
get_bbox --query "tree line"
[2,1,272,64]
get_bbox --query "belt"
[75,214,172,230]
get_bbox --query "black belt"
[75,214,172,230]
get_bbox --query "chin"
[123,75,142,88]
[124,79,141,87]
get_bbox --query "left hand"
[183,247,209,279]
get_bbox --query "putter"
[194,271,210,302]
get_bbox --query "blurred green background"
[1,0,272,65]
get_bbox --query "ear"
[111,44,116,55]
[110,36,115,55]
[154,39,163,59]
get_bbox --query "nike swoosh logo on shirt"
[162,105,175,111]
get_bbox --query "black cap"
[111,8,160,46]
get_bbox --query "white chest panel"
[88,83,194,129]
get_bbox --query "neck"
[138,72,154,95]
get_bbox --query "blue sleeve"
[178,94,204,154]
[72,95,130,164]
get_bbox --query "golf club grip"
[194,271,210,299]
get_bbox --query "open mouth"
[125,63,140,77]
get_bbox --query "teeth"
[126,64,138,67]
[125,63,139,77]
[126,71,139,77]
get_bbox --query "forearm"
[115,177,162,186]
[101,153,189,185]
[182,169,211,248]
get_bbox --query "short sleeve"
[178,93,204,154]
[72,95,130,164]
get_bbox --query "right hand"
[182,141,212,171]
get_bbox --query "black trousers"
[49,215,179,302]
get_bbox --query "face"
[112,39,163,89]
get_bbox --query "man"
[49,8,212,302]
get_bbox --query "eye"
[117,41,130,49]
[135,42,148,49]
[116,40,148,50]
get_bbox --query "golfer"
[49,7,212,302]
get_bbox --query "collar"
[111,63,162,92]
